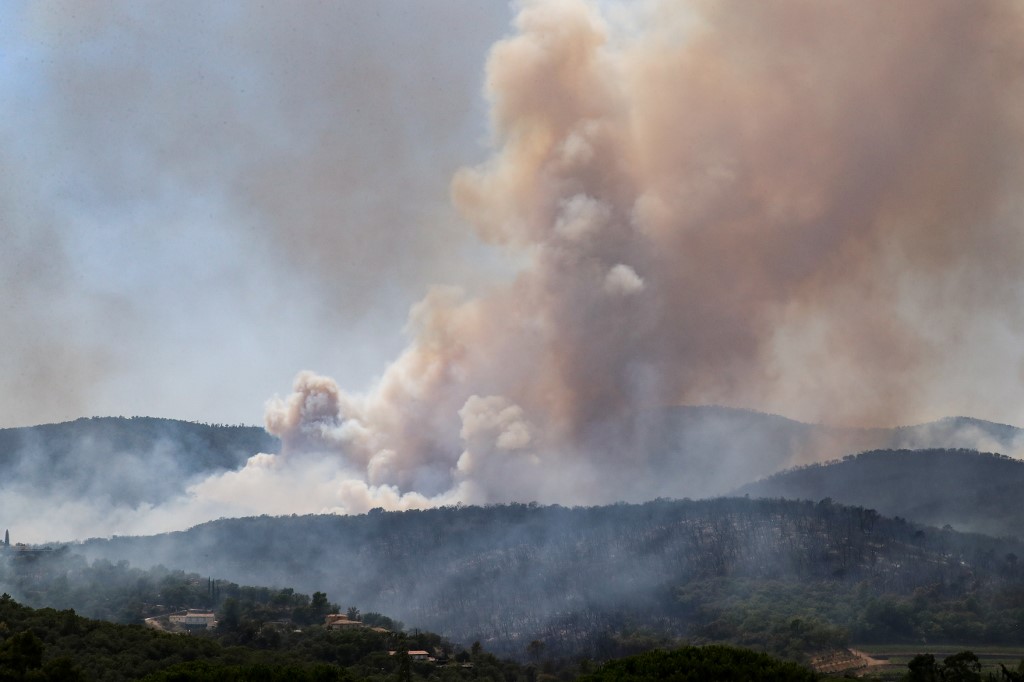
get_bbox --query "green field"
[848,644,1024,680]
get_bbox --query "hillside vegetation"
[78,498,1024,659]
[0,592,534,681]
[0,417,278,508]
[578,645,819,682]
[736,449,1024,539]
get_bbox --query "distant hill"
[0,417,278,507]
[622,408,1024,498]
[735,448,1024,538]
[884,416,1024,462]
[621,406,865,498]
[78,498,1024,658]
[3,409,1018,508]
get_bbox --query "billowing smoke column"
[264,0,1024,512]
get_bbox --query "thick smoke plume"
[10,0,1024,543]
[243,0,1024,513]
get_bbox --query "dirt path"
[144,617,166,632]
[810,648,875,674]
[849,649,888,667]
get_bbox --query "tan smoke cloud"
[263,0,1024,509]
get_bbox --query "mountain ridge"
[73,497,1024,658]
[735,447,1024,539]
[0,416,279,508]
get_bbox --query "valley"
[0,415,1023,679]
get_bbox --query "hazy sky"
[4,0,1024,435]
[0,1,514,428]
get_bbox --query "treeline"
[0,589,828,682]
[675,574,1024,658]
[8,584,1024,681]
[0,548,347,630]
[0,547,466,668]
[0,592,344,681]
[579,645,819,682]
[78,498,1024,659]
[0,593,540,681]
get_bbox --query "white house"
[169,610,217,629]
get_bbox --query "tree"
[905,654,939,682]
[941,651,981,682]
[0,630,43,677]
[904,651,982,682]
[219,597,241,632]
[311,592,330,615]
[396,649,411,682]
[346,606,360,622]
[41,657,86,682]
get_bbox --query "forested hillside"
[78,498,1024,659]
[0,592,845,681]
[0,592,534,681]
[736,449,1024,539]
[0,417,278,508]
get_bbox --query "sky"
[3,0,1024,434]
[0,0,514,428]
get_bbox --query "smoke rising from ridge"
[245,0,1024,513]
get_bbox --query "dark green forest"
[736,449,1024,539]
[3,590,1021,682]
[2,591,806,682]
[0,592,532,681]
[577,645,819,682]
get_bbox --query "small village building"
[324,614,363,630]
[388,650,434,662]
[169,610,217,629]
